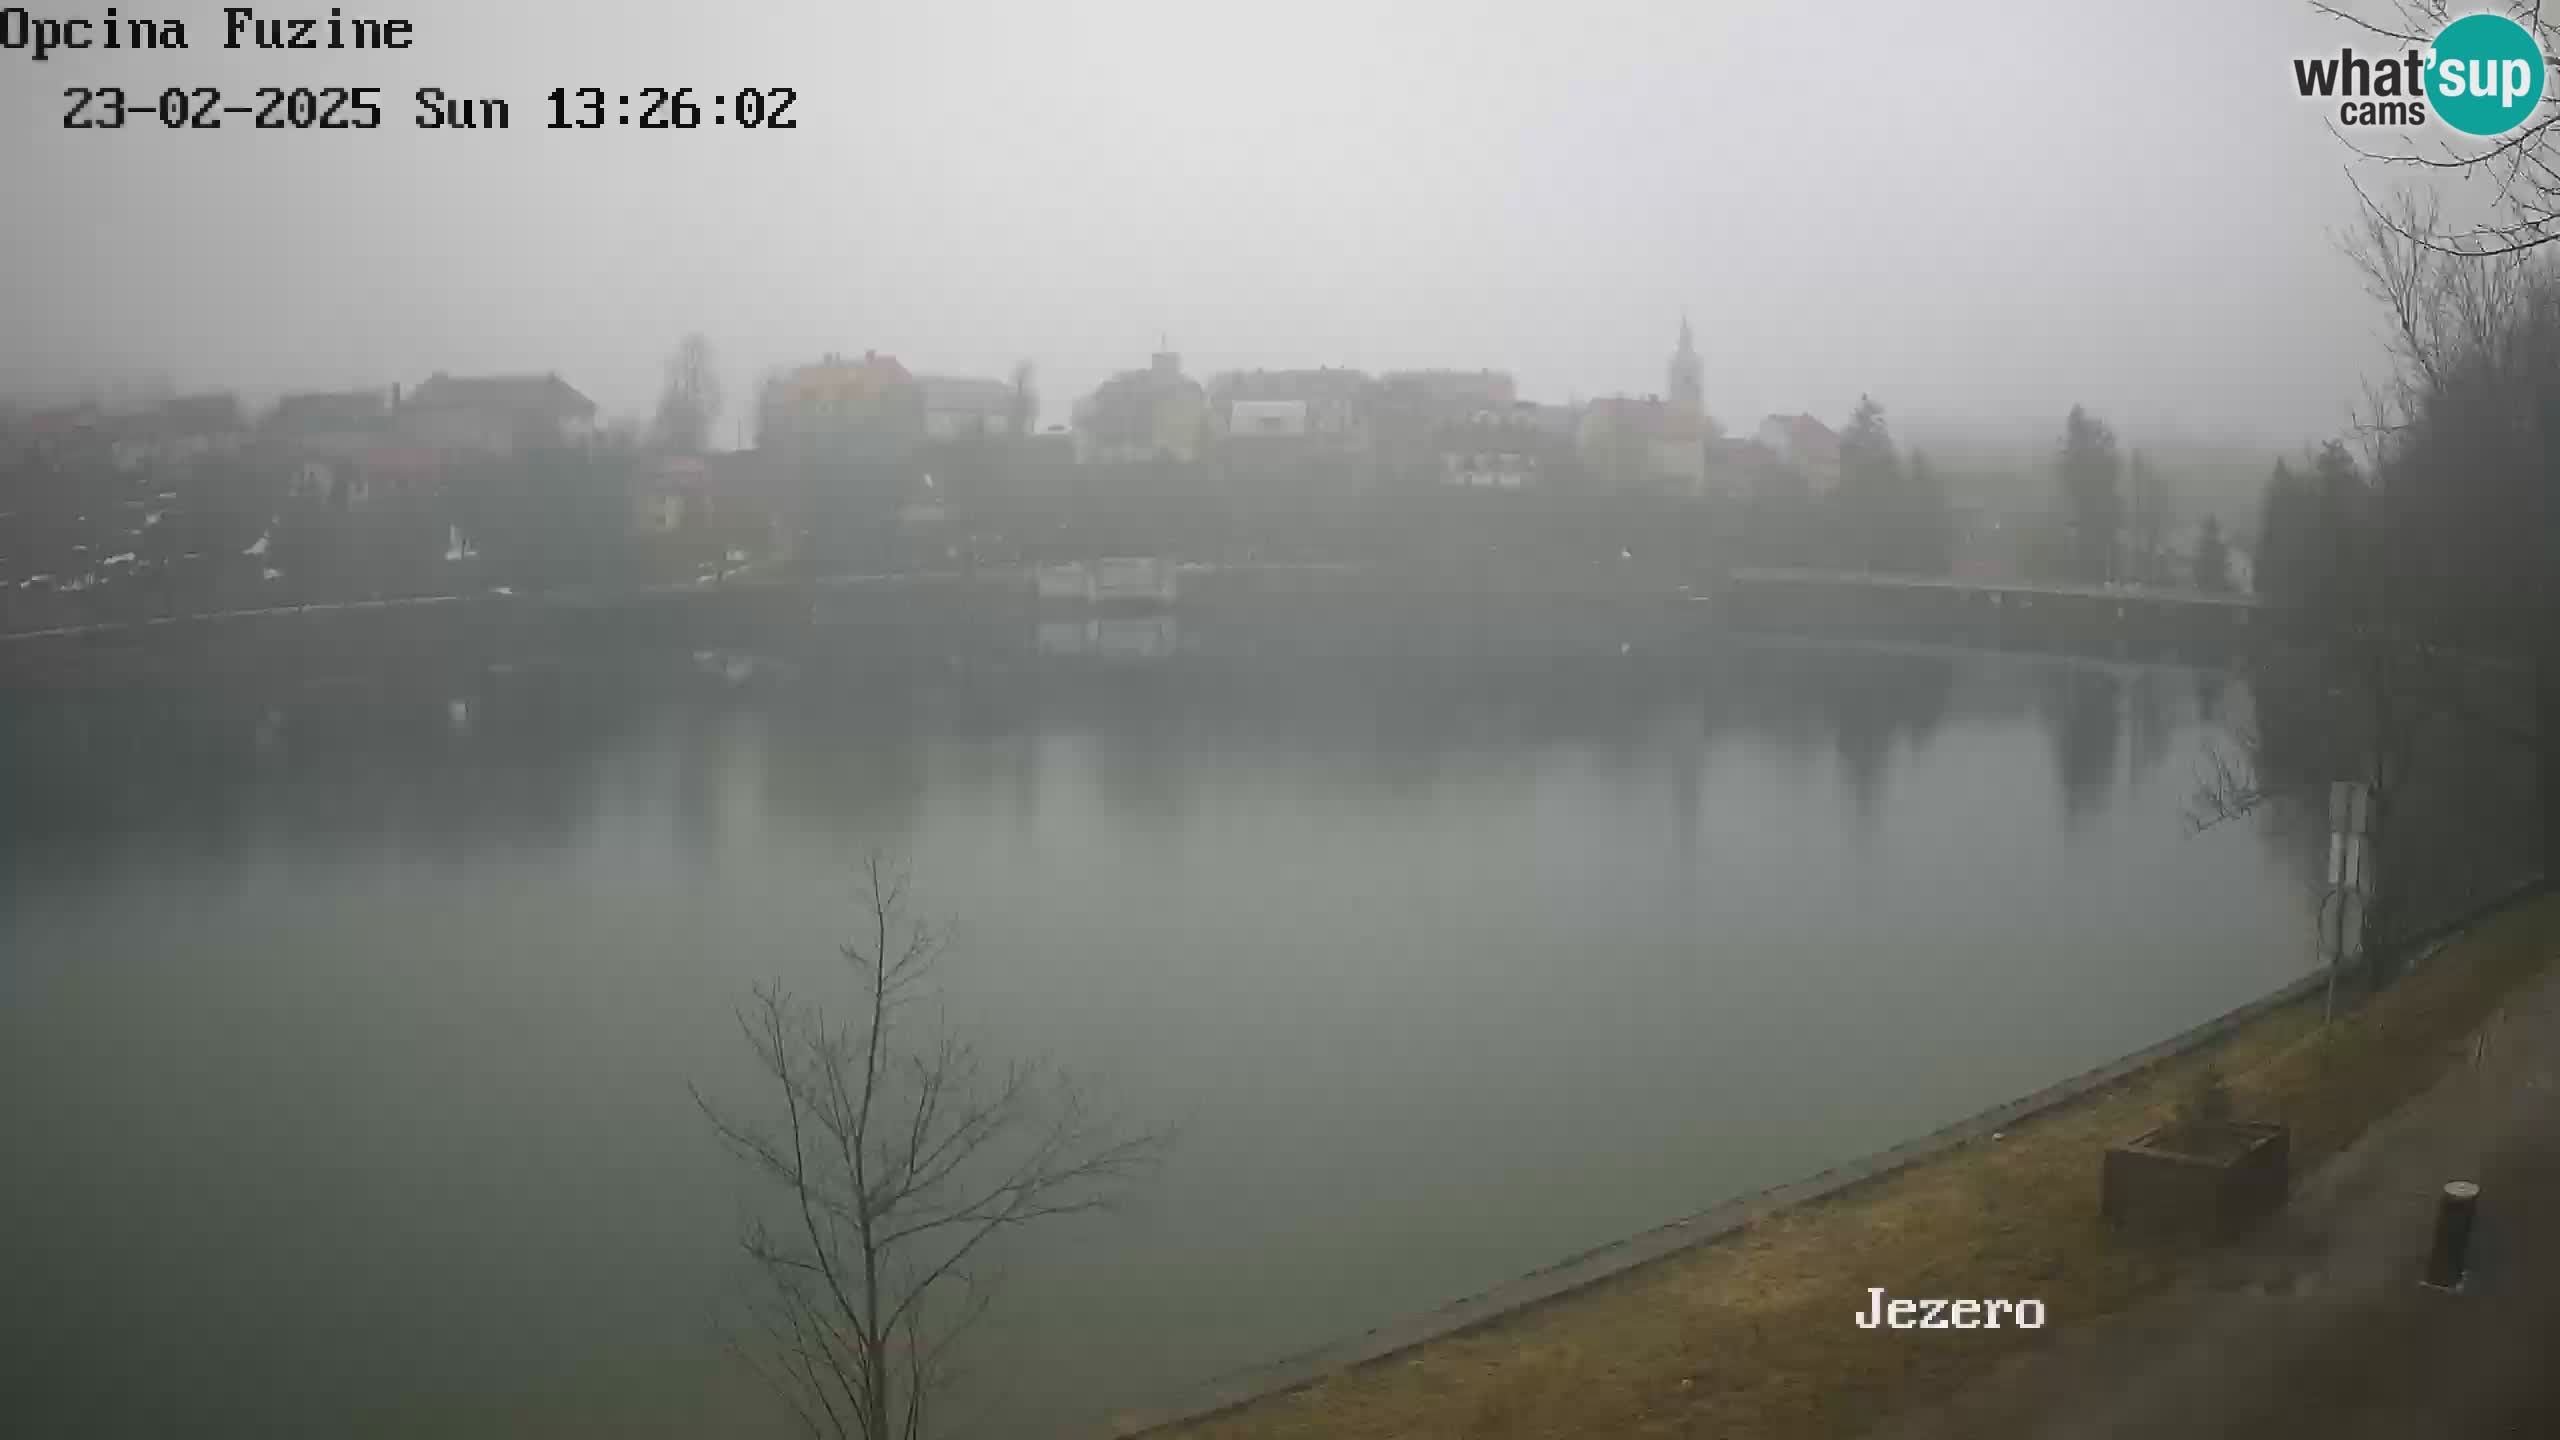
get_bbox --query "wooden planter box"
[2101,1121,2289,1240]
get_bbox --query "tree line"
[1793,393,2238,590]
[2197,189,2560,960]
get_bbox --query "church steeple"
[1668,311,1704,420]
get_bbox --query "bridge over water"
[1714,566,2262,660]
[4,561,2278,688]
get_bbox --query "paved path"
[1865,964,2560,1440]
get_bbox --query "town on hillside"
[0,322,2242,633]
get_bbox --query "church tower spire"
[1668,311,1704,421]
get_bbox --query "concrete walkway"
[1865,963,2560,1440]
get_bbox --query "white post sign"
[2321,780,2374,1021]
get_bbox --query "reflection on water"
[2,641,2320,1436]
[2228,649,2540,947]
[2039,665,2121,822]
[1037,614,1182,660]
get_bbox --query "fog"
[4,0,2378,449]
[19,5,2560,1433]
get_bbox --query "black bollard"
[2424,1180,2480,1290]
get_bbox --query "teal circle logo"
[2432,13,2546,136]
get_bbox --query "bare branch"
[694,857,1167,1438]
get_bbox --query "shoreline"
[1106,968,2331,1436]
[1122,882,2552,1439]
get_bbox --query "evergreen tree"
[2253,444,2371,610]
[2057,405,2124,581]
[2300,438,2373,614]
[1835,394,1898,570]
[1831,394,1955,574]
[2253,457,2300,602]
[2194,513,2230,592]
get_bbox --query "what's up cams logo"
[2295,11,2547,136]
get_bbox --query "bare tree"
[695,857,1165,1440]
[2191,445,2424,962]
[2342,190,2531,435]
[2339,192,2560,863]
[2318,1,2560,256]
[655,333,725,456]
[2192,197,2560,946]
[1007,360,1038,440]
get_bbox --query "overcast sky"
[0,0,2412,447]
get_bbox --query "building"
[1429,402,1577,492]
[1072,351,1207,465]
[916,375,1022,441]
[1205,368,1376,498]
[7,401,99,444]
[1704,435,1798,501]
[1437,442,1539,490]
[108,394,244,474]
[751,352,931,568]
[1755,413,1843,494]
[1703,435,1779,500]
[1579,396,1669,490]
[702,449,796,555]
[1020,429,1076,469]
[1509,401,1580,444]
[1208,368,1373,446]
[264,389,395,461]
[1575,319,1712,495]
[631,454,709,534]
[258,388,444,509]
[1226,399,1309,439]
[288,445,441,509]
[401,372,596,456]
[1369,369,1518,487]
[0,405,110,476]
[1376,369,1516,420]
[1667,313,1705,425]
[758,351,925,463]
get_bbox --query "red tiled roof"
[1774,413,1837,448]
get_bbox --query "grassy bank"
[1157,894,2560,1440]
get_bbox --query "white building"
[1439,450,1536,489]
[1227,399,1309,438]
[1755,413,1843,494]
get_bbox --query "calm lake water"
[1,636,2316,1436]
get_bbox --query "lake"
[0,634,2315,1436]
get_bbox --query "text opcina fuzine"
[2,7,417,63]
[1854,1288,2046,1330]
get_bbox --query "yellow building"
[1072,352,1207,464]
[757,351,924,462]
